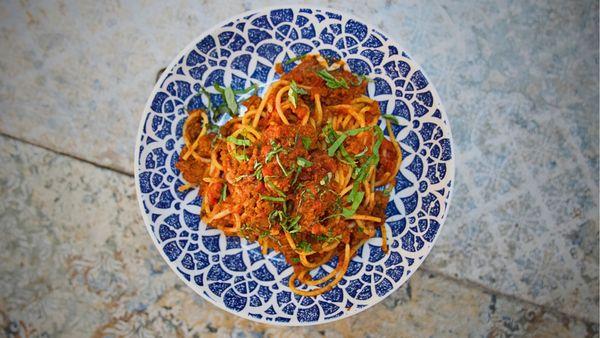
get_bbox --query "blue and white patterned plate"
[134,7,454,325]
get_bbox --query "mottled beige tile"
[0,0,598,327]
[0,136,597,337]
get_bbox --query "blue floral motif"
[135,7,454,325]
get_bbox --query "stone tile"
[0,0,471,174]
[0,0,598,327]
[1,136,597,337]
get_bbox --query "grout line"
[0,131,596,326]
[0,131,134,178]
[419,266,599,326]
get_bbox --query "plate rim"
[133,5,455,326]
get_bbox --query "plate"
[134,6,454,325]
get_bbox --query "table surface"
[0,0,598,337]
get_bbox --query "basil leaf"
[226,136,251,146]
[382,114,400,125]
[327,133,348,156]
[213,83,225,94]
[345,126,372,136]
[296,157,313,168]
[220,184,227,202]
[232,151,249,162]
[265,141,285,163]
[288,81,308,108]
[351,74,371,86]
[260,195,285,202]
[234,83,257,95]
[224,87,238,115]
[342,191,365,218]
[265,178,286,197]
[253,162,263,180]
[284,53,307,65]
[301,136,312,150]
[283,215,301,233]
[276,154,289,176]
[339,145,356,167]
[297,241,312,252]
[316,69,349,89]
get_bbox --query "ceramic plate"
[134,6,454,325]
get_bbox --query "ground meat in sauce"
[176,55,399,272]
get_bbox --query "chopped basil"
[342,191,365,218]
[327,133,348,156]
[317,233,342,243]
[235,83,258,95]
[268,209,286,227]
[282,215,301,233]
[345,126,372,136]
[265,178,286,197]
[265,141,285,163]
[383,185,394,196]
[301,136,312,150]
[275,154,289,176]
[260,195,286,202]
[253,162,263,180]
[316,69,349,89]
[225,136,251,146]
[296,157,313,168]
[220,184,227,202]
[233,174,251,182]
[284,53,307,65]
[382,114,400,125]
[288,81,307,108]
[327,126,372,157]
[297,241,312,252]
[320,172,333,186]
[291,257,301,263]
[354,147,369,159]
[224,87,238,115]
[259,230,270,239]
[351,74,371,86]
[232,151,249,162]
[291,166,302,186]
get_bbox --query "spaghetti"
[176,55,401,296]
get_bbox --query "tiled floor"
[0,0,598,336]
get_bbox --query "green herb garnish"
[268,209,286,227]
[301,136,312,150]
[260,195,286,202]
[232,151,249,162]
[225,136,251,146]
[282,215,301,234]
[296,157,313,168]
[253,162,263,180]
[275,154,289,176]
[354,147,369,159]
[297,241,313,252]
[288,81,307,108]
[224,87,238,115]
[316,69,349,89]
[382,114,400,125]
[351,74,371,86]
[265,178,286,197]
[342,191,365,218]
[291,257,301,263]
[265,141,285,163]
[284,53,307,65]
[327,133,348,156]
[320,172,333,186]
[345,126,372,136]
[220,184,227,202]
